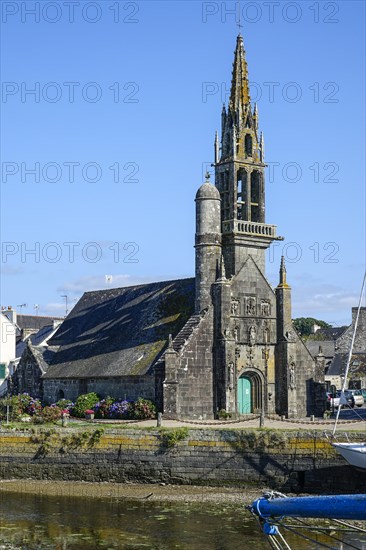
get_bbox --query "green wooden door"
[238,377,252,414]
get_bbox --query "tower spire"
[229,34,250,114]
[278,256,289,288]
[215,35,283,277]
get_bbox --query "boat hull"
[333,442,366,469]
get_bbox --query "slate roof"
[16,323,61,358]
[44,278,195,379]
[29,343,58,374]
[306,340,337,359]
[17,314,63,332]
[327,352,366,377]
[313,326,347,340]
[16,340,27,359]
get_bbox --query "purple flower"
[109,400,131,419]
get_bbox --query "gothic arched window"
[236,169,247,220]
[250,171,260,222]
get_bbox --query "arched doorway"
[237,376,252,414]
[237,372,263,414]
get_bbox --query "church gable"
[228,256,276,345]
[230,256,275,313]
[13,342,56,398]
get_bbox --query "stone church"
[13,35,319,419]
[156,34,316,419]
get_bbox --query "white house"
[0,309,17,395]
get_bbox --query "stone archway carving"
[237,367,264,413]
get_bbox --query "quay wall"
[0,428,365,493]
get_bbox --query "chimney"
[3,306,17,326]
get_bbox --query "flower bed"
[94,397,156,420]
[0,393,156,423]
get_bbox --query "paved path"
[91,414,365,431]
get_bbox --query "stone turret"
[276,256,292,340]
[275,256,300,418]
[195,173,222,313]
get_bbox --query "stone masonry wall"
[43,376,154,404]
[13,345,43,398]
[0,428,365,494]
[336,308,366,354]
[174,310,215,420]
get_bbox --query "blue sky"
[1,0,365,325]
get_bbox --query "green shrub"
[56,398,74,411]
[36,405,62,424]
[71,393,99,418]
[132,398,156,419]
[61,428,105,451]
[160,427,189,448]
[0,394,33,421]
[16,393,33,410]
[218,409,232,420]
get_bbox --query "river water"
[0,492,365,549]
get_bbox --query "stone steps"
[172,315,202,353]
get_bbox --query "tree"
[292,317,331,338]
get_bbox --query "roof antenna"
[61,295,69,317]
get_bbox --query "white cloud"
[0,266,24,275]
[267,269,365,325]
[292,281,364,325]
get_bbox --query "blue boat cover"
[251,494,366,521]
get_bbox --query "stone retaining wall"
[0,428,365,493]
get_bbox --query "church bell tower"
[215,34,283,277]
[160,33,317,421]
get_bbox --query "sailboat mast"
[332,272,366,435]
